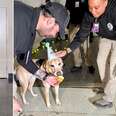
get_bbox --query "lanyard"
[91,18,99,33]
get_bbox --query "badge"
[75,1,79,7]
[107,23,113,31]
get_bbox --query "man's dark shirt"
[14,1,41,74]
[70,0,116,51]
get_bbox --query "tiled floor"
[18,87,116,116]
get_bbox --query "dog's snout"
[57,71,63,76]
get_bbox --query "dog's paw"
[32,93,38,97]
[46,103,51,108]
[24,101,29,105]
[56,99,61,105]
[22,97,29,105]
[30,90,38,97]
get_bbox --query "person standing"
[14,1,69,112]
[56,0,116,108]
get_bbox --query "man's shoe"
[70,66,82,72]
[93,98,113,108]
[88,65,95,74]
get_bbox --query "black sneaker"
[70,66,82,72]
[88,65,95,74]
[93,98,113,108]
[93,88,104,94]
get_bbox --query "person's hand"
[55,48,72,58]
[44,75,59,86]
[13,97,22,113]
[55,50,67,58]
[35,70,59,86]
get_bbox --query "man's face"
[88,0,108,18]
[37,16,60,38]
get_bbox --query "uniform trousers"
[97,37,116,102]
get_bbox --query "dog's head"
[43,57,63,76]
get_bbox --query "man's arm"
[16,50,63,85]
[70,12,92,52]
[55,12,93,58]
[17,50,38,75]
[17,50,48,80]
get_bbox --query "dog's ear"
[44,60,52,74]
[57,58,64,67]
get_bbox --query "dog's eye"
[58,63,61,66]
[50,65,54,67]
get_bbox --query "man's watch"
[64,48,72,54]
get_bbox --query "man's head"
[88,0,108,18]
[36,2,70,39]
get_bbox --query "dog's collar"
[43,73,55,81]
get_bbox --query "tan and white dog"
[16,57,64,107]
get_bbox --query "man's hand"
[44,75,59,86]
[13,97,22,112]
[35,70,58,86]
[55,50,67,58]
[55,48,72,58]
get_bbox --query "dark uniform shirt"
[14,1,41,74]
[70,0,116,51]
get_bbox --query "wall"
[16,0,46,7]
[0,0,13,78]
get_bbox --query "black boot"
[88,65,95,74]
[93,87,104,94]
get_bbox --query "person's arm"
[70,13,92,51]
[17,50,38,74]
[56,12,93,58]
[16,50,47,80]
[16,50,63,85]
